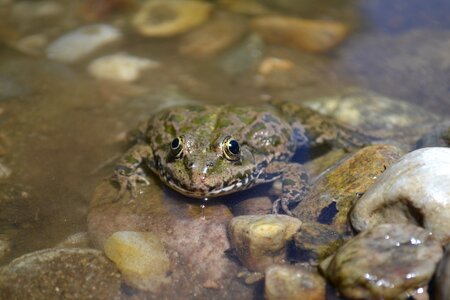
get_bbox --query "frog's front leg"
[113,143,153,200]
[267,162,310,216]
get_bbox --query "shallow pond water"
[0,0,449,298]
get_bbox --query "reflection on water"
[0,0,448,297]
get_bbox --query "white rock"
[46,24,122,63]
[351,147,450,244]
[87,53,159,82]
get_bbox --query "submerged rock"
[322,223,442,299]
[227,215,301,272]
[88,178,252,298]
[179,12,247,59]
[104,231,171,292]
[351,147,450,244]
[265,265,326,300]
[293,222,344,262]
[302,88,442,147]
[0,248,122,299]
[132,0,212,37]
[87,53,160,82]
[251,15,348,53]
[46,24,122,63]
[293,144,403,234]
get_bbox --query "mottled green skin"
[114,102,369,214]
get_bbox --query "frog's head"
[157,133,259,198]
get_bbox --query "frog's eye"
[222,136,240,161]
[170,136,183,158]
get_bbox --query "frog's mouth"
[159,171,256,198]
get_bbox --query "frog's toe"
[272,198,294,216]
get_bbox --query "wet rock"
[88,178,253,298]
[351,147,450,245]
[46,24,122,63]
[322,223,442,300]
[132,0,212,37]
[416,121,450,148]
[293,144,403,234]
[302,88,442,147]
[55,232,91,248]
[0,248,122,299]
[251,15,348,53]
[179,13,247,59]
[293,222,344,262]
[87,53,160,82]
[218,34,264,75]
[104,231,171,292]
[265,264,326,300]
[228,215,301,272]
[433,246,450,300]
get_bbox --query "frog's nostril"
[206,161,214,167]
[187,162,194,168]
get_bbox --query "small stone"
[265,265,326,300]
[88,53,159,82]
[258,57,294,75]
[103,231,171,292]
[293,144,403,234]
[46,24,122,63]
[351,147,450,245]
[322,224,442,299]
[251,15,348,53]
[13,34,48,56]
[179,12,247,59]
[228,215,302,272]
[132,0,212,37]
[0,248,122,299]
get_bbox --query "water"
[0,0,448,293]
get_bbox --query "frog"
[113,101,370,215]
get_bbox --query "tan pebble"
[258,57,294,75]
[251,15,348,53]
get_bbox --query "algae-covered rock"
[293,144,403,234]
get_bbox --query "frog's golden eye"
[222,136,240,161]
[170,136,183,158]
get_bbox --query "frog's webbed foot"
[270,162,310,216]
[113,167,150,201]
